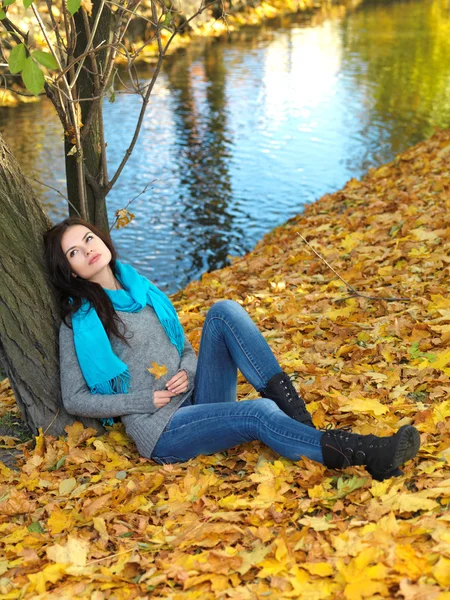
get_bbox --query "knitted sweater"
[59,306,198,458]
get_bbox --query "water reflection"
[1,0,450,292]
[166,43,243,282]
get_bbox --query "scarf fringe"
[90,370,131,395]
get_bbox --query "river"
[1,0,449,292]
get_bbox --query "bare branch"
[30,4,88,217]
[106,0,216,194]
[69,0,107,90]
[44,0,67,60]
[25,175,82,217]
[298,234,410,302]
[109,180,155,231]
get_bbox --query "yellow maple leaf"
[115,208,135,229]
[419,347,450,371]
[27,563,66,595]
[302,562,334,576]
[47,508,76,535]
[382,493,439,513]
[148,362,168,379]
[46,536,89,567]
[433,556,450,587]
[340,397,388,416]
[337,547,389,600]
[341,232,364,252]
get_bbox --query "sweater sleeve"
[59,323,158,418]
[179,334,198,391]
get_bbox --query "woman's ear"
[72,273,78,278]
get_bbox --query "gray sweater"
[59,306,198,458]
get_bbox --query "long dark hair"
[43,217,127,342]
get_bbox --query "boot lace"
[280,374,309,417]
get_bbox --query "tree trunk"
[0,133,104,437]
[65,0,111,232]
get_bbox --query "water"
[1,0,450,293]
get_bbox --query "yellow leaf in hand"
[148,362,168,380]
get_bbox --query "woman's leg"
[193,300,314,426]
[194,300,282,404]
[151,399,420,481]
[152,399,323,463]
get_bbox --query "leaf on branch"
[114,208,135,229]
[107,84,115,103]
[67,0,81,15]
[32,51,58,70]
[81,0,92,16]
[162,11,173,28]
[23,0,34,8]
[8,43,26,74]
[4,0,16,6]
[0,10,6,19]
[67,146,77,156]
[21,56,45,96]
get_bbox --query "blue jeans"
[152,300,324,464]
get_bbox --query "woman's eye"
[69,249,77,258]
[86,235,94,242]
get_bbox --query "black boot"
[261,372,315,428]
[320,425,420,481]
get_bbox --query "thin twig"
[297,234,410,302]
[106,0,216,193]
[69,0,106,90]
[31,4,88,218]
[26,175,81,217]
[109,180,155,231]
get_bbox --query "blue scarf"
[71,261,184,426]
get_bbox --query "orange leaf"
[148,362,168,379]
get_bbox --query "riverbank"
[1,129,450,596]
[0,0,362,107]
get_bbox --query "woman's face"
[61,225,112,282]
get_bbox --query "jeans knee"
[256,398,279,414]
[207,300,243,320]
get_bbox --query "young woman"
[43,217,420,481]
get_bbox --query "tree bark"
[65,0,111,232]
[0,133,104,437]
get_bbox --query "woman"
[43,217,420,481]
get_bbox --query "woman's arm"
[59,323,158,418]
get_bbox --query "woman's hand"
[153,390,176,408]
[153,371,189,409]
[166,370,188,395]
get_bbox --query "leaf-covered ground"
[1,130,450,598]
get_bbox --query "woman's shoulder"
[59,316,73,336]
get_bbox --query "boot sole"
[369,425,420,480]
[392,425,420,469]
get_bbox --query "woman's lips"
[89,254,101,265]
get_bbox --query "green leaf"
[332,475,367,499]
[32,50,58,70]
[0,9,6,19]
[162,11,172,27]
[115,470,127,480]
[23,0,34,8]
[28,521,44,534]
[21,56,45,96]
[8,43,26,74]
[67,0,81,15]
[4,0,16,6]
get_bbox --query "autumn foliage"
[1,130,450,598]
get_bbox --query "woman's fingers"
[154,390,176,408]
[166,370,188,393]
